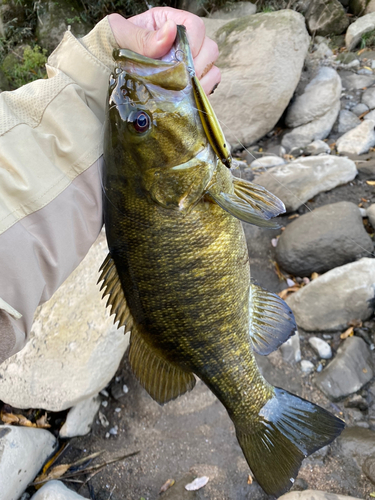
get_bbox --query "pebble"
[98,411,109,427]
[301,360,314,373]
[336,427,375,467]
[362,86,375,109]
[255,155,357,212]
[304,139,331,155]
[279,330,301,364]
[250,156,285,169]
[336,109,361,134]
[362,456,375,484]
[30,480,87,499]
[59,394,101,438]
[352,102,369,115]
[367,203,375,227]
[338,70,375,90]
[308,337,332,359]
[101,400,108,408]
[345,394,369,411]
[364,109,375,121]
[287,258,375,331]
[346,12,375,50]
[336,119,375,155]
[0,426,57,500]
[109,425,118,436]
[275,201,373,276]
[315,337,373,400]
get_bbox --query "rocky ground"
[2,1,375,500]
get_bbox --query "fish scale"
[99,25,345,497]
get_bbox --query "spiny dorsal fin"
[98,253,133,330]
[249,283,296,356]
[207,178,285,228]
[128,325,196,405]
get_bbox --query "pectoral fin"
[208,178,285,228]
[249,284,296,356]
[98,253,133,330]
[129,326,196,405]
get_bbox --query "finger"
[193,36,219,79]
[200,65,221,96]
[108,13,177,58]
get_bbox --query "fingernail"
[210,82,219,95]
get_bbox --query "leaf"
[340,326,354,339]
[366,181,375,186]
[288,214,299,220]
[185,476,209,491]
[247,474,253,485]
[159,478,175,493]
[278,286,300,300]
[311,272,319,280]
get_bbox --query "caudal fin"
[236,387,345,497]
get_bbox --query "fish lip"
[171,145,216,171]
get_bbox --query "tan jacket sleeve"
[0,17,118,363]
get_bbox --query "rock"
[250,156,285,169]
[310,41,333,60]
[31,480,87,499]
[210,1,256,19]
[286,258,375,331]
[345,394,369,410]
[364,110,375,122]
[209,10,310,147]
[202,18,230,39]
[336,119,375,155]
[335,427,375,467]
[282,67,341,149]
[315,337,373,400]
[309,337,332,359]
[346,12,375,50]
[305,140,331,155]
[367,203,375,227]
[0,425,56,500]
[350,0,371,15]
[366,0,375,13]
[254,155,357,213]
[0,233,130,411]
[338,70,375,90]
[59,394,101,438]
[279,490,364,500]
[305,0,349,36]
[363,455,375,483]
[279,330,301,363]
[362,86,375,109]
[352,102,369,115]
[336,109,361,134]
[275,202,373,275]
[301,360,315,373]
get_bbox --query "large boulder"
[275,202,373,276]
[305,0,349,36]
[209,10,310,147]
[254,155,357,213]
[0,232,129,411]
[346,12,375,50]
[286,258,375,331]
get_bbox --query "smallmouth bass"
[99,26,344,497]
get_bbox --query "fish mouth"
[171,144,216,171]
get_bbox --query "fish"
[99,25,345,497]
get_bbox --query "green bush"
[2,44,47,88]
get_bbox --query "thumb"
[109,14,177,59]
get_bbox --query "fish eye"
[129,111,150,134]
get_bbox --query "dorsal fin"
[207,177,285,228]
[249,283,296,355]
[128,325,196,405]
[98,253,133,330]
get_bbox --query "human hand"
[108,8,220,95]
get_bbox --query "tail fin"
[236,387,345,497]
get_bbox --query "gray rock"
[279,330,301,364]
[346,12,375,50]
[352,102,369,115]
[250,156,285,170]
[0,426,56,500]
[254,155,357,213]
[362,87,375,109]
[301,360,315,373]
[305,0,349,36]
[275,202,373,275]
[0,233,130,411]
[209,10,310,147]
[286,258,375,331]
[315,337,373,400]
[337,109,361,134]
[335,427,375,467]
[364,109,375,120]
[338,70,375,90]
[367,203,375,227]
[202,18,231,40]
[59,394,101,438]
[31,480,87,499]
[279,490,363,500]
[336,119,375,155]
[366,0,375,13]
[350,0,371,15]
[309,337,332,359]
[362,455,375,483]
[305,140,331,155]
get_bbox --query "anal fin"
[129,326,196,405]
[98,253,133,330]
[249,283,296,355]
[235,388,345,496]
